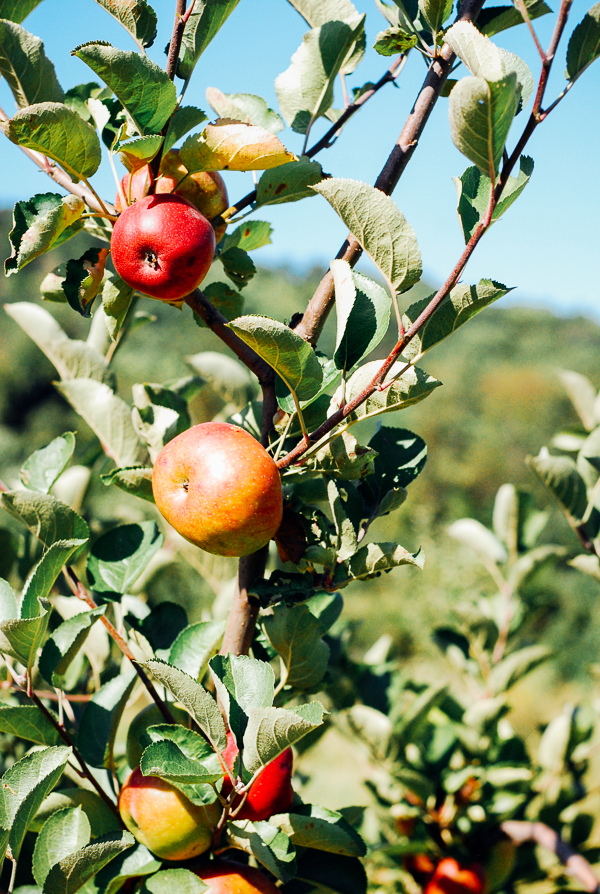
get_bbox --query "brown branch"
[220,546,268,657]
[23,676,123,821]
[293,0,487,346]
[501,821,599,893]
[166,0,187,82]
[62,567,175,724]
[278,0,574,470]
[184,289,275,390]
[210,54,407,229]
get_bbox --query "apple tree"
[1,0,600,892]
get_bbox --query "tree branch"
[293,0,487,347]
[501,821,599,893]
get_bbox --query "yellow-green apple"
[194,859,279,894]
[152,423,283,557]
[221,731,293,821]
[111,194,215,302]
[119,767,220,860]
[424,858,486,894]
[125,703,189,769]
[115,149,229,241]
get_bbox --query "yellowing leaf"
[180,119,297,173]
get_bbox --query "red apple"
[111,194,215,302]
[194,859,279,894]
[221,731,294,822]
[115,150,229,241]
[152,423,283,557]
[125,703,189,769]
[424,858,486,894]
[119,767,220,861]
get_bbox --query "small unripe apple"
[424,858,486,894]
[125,703,189,769]
[221,731,294,822]
[195,859,279,894]
[111,194,215,302]
[119,767,220,861]
[152,423,283,557]
[115,150,229,241]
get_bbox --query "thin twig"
[62,567,175,724]
[501,821,599,893]
[514,0,546,60]
[210,53,408,229]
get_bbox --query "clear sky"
[1,0,599,320]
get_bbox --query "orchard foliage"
[1,0,600,892]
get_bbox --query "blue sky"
[1,0,599,319]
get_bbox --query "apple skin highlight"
[152,423,283,557]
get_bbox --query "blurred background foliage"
[2,207,600,795]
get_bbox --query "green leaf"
[340,541,424,585]
[32,790,120,838]
[275,18,365,133]
[401,279,512,359]
[92,0,158,49]
[77,669,137,768]
[227,315,323,401]
[21,538,88,619]
[444,21,504,79]
[256,157,324,206]
[4,303,114,386]
[195,283,244,326]
[0,102,102,181]
[313,178,421,293]
[309,430,377,481]
[115,133,163,170]
[373,26,418,54]
[358,426,426,514]
[163,105,207,155]
[448,73,521,178]
[478,0,552,36]
[293,850,367,894]
[345,361,441,422]
[63,246,110,317]
[186,351,257,407]
[454,156,534,242]
[0,0,43,23]
[20,433,76,494]
[39,607,106,689]
[499,48,534,109]
[447,517,507,562]
[145,660,227,753]
[558,369,598,431]
[262,604,329,689]
[4,193,85,275]
[0,746,71,863]
[33,806,91,887]
[219,246,256,289]
[141,868,208,894]
[101,274,135,342]
[55,379,144,468]
[0,20,64,109]
[328,479,359,561]
[273,804,366,856]
[72,43,176,135]
[169,620,226,680]
[43,831,135,894]
[527,452,588,522]
[287,0,363,28]
[488,644,550,693]
[132,382,191,460]
[0,599,51,667]
[100,466,154,503]
[226,820,296,883]
[419,0,453,33]
[221,221,273,253]
[332,262,392,371]
[566,2,600,80]
[140,740,222,786]
[206,87,284,134]
[86,522,163,597]
[242,703,326,775]
[0,707,61,747]
[209,654,275,750]
[177,0,243,81]
[0,490,89,550]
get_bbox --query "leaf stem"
[514,0,546,60]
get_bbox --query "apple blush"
[221,731,294,821]
[110,193,215,302]
[152,422,283,557]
